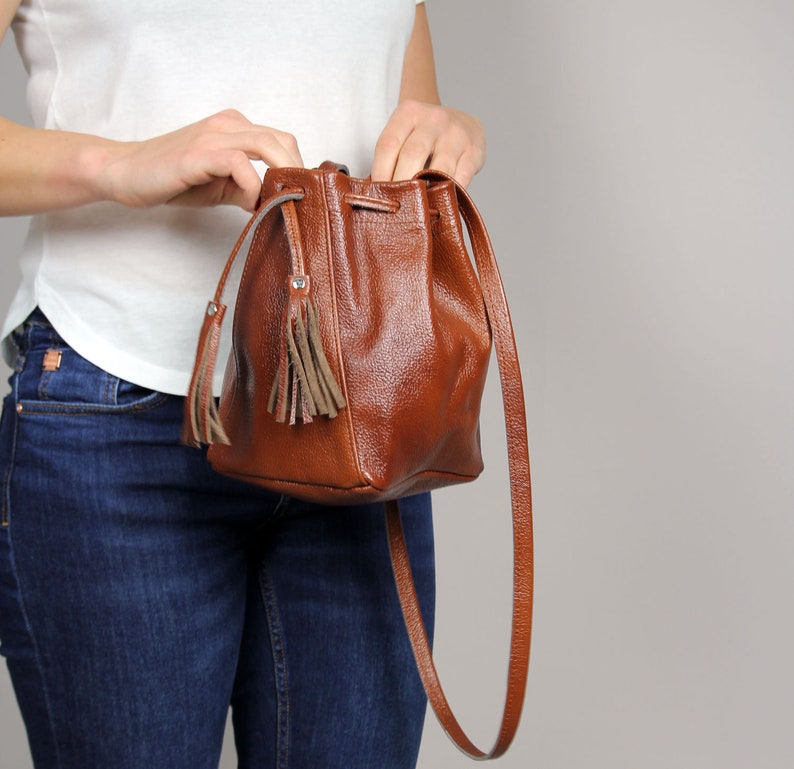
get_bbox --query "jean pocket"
[17,346,169,415]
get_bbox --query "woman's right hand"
[101,110,304,213]
[0,109,303,216]
[3,1,304,216]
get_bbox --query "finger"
[217,177,261,212]
[421,123,469,179]
[390,120,442,181]
[218,129,304,170]
[250,127,304,168]
[372,103,424,181]
[371,132,405,182]
[451,157,475,189]
[189,110,304,168]
[222,150,269,210]
[167,177,241,210]
[170,149,264,210]
[196,112,304,169]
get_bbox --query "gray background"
[2,0,793,767]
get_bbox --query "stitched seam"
[103,374,113,405]
[2,370,64,767]
[258,564,290,769]
[318,172,366,487]
[35,0,66,131]
[0,461,10,527]
[1,379,19,529]
[283,202,304,275]
[38,369,51,400]
[223,468,480,493]
[17,392,170,417]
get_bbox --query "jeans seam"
[16,392,171,416]
[0,394,11,527]
[1,462,10,527]
[38,370,52,401]
[258,563,290,769]
[1,376,21,528]
[2,373,65,767]
[104,374,118,405]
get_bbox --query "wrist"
[81,138,141,207]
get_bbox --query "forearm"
[0,117,130,216]
[0,110,305,216]
[399,4,441,105]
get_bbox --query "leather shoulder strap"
[386,175,534,759]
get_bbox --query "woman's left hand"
[370,99,486,189]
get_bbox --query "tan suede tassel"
[268,276,346,425]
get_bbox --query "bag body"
[202,164,492,503]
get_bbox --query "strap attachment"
[181,189,305,446]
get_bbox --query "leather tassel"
[292,309,327,417]
[268,279,346,424]
[184,302,230,446]
[268,307,294,423]
[306,299,346,417]
[285,306,317,424]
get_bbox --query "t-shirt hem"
[2,288,224,397]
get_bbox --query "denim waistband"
[23,307,51,327]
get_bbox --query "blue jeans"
[0,310,435,769]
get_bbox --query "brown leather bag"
[182,161,533,760]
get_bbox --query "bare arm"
[0,3,303,217]
[371,3,486,187]
[0,111,305,216]
[0,0,17,35]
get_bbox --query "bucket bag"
[182,161,533,759]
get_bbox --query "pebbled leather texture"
[208,166,490,502]
[183,164,533,760]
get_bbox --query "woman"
[0,1,485,767]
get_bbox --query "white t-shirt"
[3,0,423,395]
